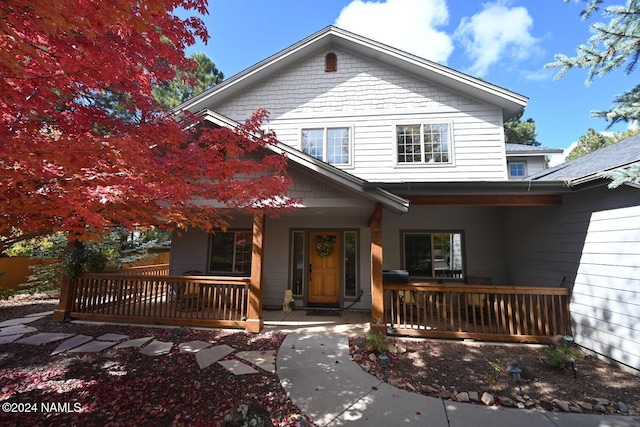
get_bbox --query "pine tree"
[548,0,640,125]
[565,127,614,161]
[504,110,540,145]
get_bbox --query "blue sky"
[183,0,636,153]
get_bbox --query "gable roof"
[528,134,640,185]
[198,110,409,214]
[177,26,527,120]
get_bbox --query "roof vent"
[325,52,337,72]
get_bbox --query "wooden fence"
[67,273,250,329]
[384,283,571,343]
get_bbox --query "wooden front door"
[308,231,341,304]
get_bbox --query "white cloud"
[335,0,454,63]
[454,1,539,77]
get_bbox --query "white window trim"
[393,120,454,167]
[508,161,527,178]
[299,125,354,167]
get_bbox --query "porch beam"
[246,212,266,333]
[368,203,385,334]
[407,194,562,206]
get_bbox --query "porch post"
[368,203,385,334]
[52,275,73,321]
[246,212,265,333]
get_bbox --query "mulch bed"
[0,294,313,427]
[350,335,639,416]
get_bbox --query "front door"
[308,231,341,304]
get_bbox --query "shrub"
[365,331,388,355]
[543,344,582,371]
[0,286,16,300]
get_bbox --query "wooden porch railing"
[384,283,571,343]
[67,273,250,329]
[104,263,170,276]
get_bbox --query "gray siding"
[504,184,640,371]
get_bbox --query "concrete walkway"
[264,310,639,427]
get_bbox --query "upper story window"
[325,53,337,72]
[508,161,526,178]
[302,127,351,165]
[397,123,451,164]
[208,230,252,275]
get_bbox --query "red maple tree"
[1,1,294,243]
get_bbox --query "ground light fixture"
[563,335,577,378]
[509,363,524,396]
[379,354,389,380]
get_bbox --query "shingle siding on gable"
[212,48,508,182]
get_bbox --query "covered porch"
[54,201,573,342]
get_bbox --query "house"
[55,26,636,371]
[170,28,577,325]
[505,143,563,179]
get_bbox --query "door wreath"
[314,235,336,257]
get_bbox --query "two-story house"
[171,26,568,307]
[167,26,638,371]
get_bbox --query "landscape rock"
[481,392,495,406]
[617,401,628,413]
[594,404,607,413]
[569,405,583,413]
[579,402,593,412]
[594,398,611,406]
[524,400,536,408]
[439,390,452,400]
[468,391,479,402]
[498,396,517,408]
[556,400,571,412]
[224,403,273,427]
[352,353,363,362]
[456,392,470,403]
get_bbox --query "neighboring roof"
[198,110,410,214]
[505,143,563,155]
[177,26,527,120]
[528,134,640,185]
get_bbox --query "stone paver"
[218,359,259,375]
[236,350,276,373]
[68,340,117,353]
[0,334,25,344]
[25,311,54,318]
[16,332,76,346]
[50,334,93,355]
[140,339,174,356]
[0,316,45,327]
[178,340,211,353]
[195,344,234,369]
[114,336,154,349]
[96,333,129,341]
[0,324,38,336]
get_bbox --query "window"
[344,231,358,297]
[301,127,350,165]
[509,162,526,178]
[208,231,252,275]
[402,232,464,279]
[397,123,451,164]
